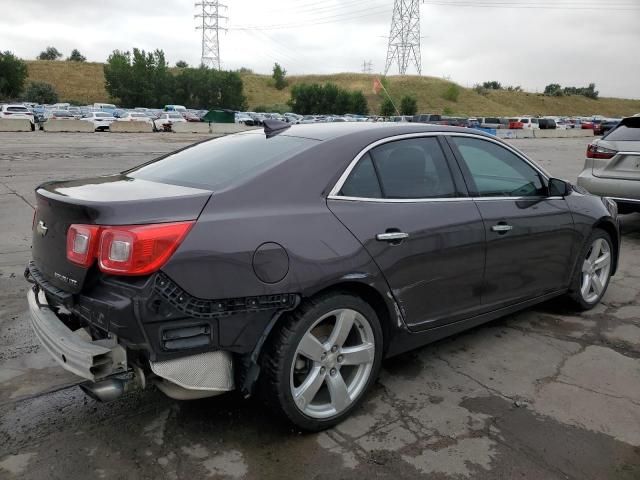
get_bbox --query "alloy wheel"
[289,308,375,419]
[580,238,611,304]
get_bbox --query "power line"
[385,0,422,76]
[195,1,227,69]
[421,0,640,10]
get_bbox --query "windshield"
[604,118,640,141]
[128,133,319,190]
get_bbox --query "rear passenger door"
[446,134,575,309]
[327,135,486,329]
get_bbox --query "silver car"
[577,116,640,213]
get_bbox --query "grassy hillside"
[26,61,640,117]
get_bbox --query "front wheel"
[260,293,383,431]
[566,229,613,310]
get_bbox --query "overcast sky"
[1,0,639,98]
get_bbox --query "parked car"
[413,113,442,124]
[68,106,82,119]
[600,119,620,136]
[0,104,36,130]
[27,122,620,431]
[93,103,117,113]
[153,112,187,131]
[118,112,154,124]
[81,112,116,131]
[515,117,539,130]
[164,105,187,113]
[577,116,640,213]
[236,112,256,126]
[182,111,202,122]
[538,118,557,130]
[478,117,502,129]
[507,118,524,129]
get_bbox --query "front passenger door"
[447,135,575,309]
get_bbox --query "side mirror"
[548,178,571,197]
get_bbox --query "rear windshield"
[604,118,640,141]
[8,106,29,112]
[95,112,110,117]
[128,133,318,190]
[484,118,500,124]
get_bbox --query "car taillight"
[587,144,616,159]
[67,225,101,267]
[98,221,194,275]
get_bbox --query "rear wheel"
[566,229,613,310]
[260,293,383,431]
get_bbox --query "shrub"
[289,83,369,115]
[175,60,188,68]
[442,84,460,102]
[24,81,59,104]
[482,81,502,90]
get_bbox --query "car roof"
[238,122,492,142]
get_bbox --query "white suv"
[0,104,36,130]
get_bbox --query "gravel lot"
[1,132,639,479]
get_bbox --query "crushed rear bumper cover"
[28,288,126,381]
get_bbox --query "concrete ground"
[0,132,639,479]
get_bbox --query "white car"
[118,112,153,123]
[81,112,116,131]
[515,117,540,130]
[0,104,36,130]
[153,112,187,131]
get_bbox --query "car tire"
[260,292,383,431]
[565,229,613,311]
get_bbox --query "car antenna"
[263,119,291,138]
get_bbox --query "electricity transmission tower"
[195,1,227,69]
[384,0,422,75]
[361,60,373,74]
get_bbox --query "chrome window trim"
[328,131,552,201]
[327,195,564,204]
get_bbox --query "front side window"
[451,136,545,197]
[339,137,457,199]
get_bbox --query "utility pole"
[195,1,227,69]
[384,0,421,75]
[361,60,373,74]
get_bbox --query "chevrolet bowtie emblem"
[36,220,48,237]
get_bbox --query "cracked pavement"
[0,133,639,479]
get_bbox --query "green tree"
[482,81,502,90]
[0,51,28,99]
[38,46,62,60]
[379,97,396,116]
[173,67,247,110]
[67,49,86,62]
[272,62,287,90]
[349,91,369,115]
[175,60,188,68]
[104,48,175,107]
[24,81,58,104]
[400,95,417,116]
[544,83,563,96]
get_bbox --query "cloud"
[0,0,638,98]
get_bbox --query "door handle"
[376,232,409,242]
[491,224,513,233]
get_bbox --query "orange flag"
[373,78,383,95]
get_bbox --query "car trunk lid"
[592,140,640,180]
[32,174,212,294]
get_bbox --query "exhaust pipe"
[80,366,146,402]
[80,378,127,402]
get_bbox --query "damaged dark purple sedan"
[27,122,619,430]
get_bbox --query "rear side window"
[129,133,318,190]
[340,153,381,198]
[604,118,640,141]
[371,137,456,199]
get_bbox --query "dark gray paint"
[30,123,620,360]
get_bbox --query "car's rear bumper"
[28,288,126,381]
[577,169,640,202]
